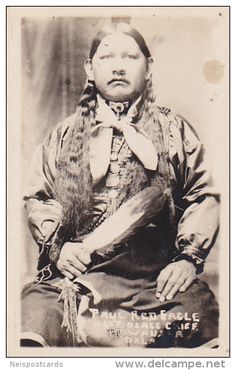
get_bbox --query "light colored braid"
[79,79,97,117]
[140,79,176,223]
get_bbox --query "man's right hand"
[56,242,92,279]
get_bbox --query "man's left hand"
[156,260,197,302]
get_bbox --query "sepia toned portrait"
[7,6,229,357]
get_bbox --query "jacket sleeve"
[23,122,67,248]
[168,114,220,273]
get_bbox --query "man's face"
[85,32,152,102]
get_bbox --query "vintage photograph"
[7,6,229,357]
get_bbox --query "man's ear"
[146,57,154,80]
[84,59,94,81]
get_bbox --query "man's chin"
[101,91,139,103]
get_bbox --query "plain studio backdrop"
[20,10,229,300]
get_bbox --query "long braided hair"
[49,23,175,263]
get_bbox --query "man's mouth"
[108,78,129,85]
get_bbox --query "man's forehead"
[96,32,141,54]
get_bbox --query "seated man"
[21,22,219,348]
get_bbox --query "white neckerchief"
[89,95,158,184]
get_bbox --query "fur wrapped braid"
[49,80,97,262]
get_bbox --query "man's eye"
[100,55,111,60]
[127,54,138,59]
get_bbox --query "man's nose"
[112,69,126,76]
[111,56,126,76]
